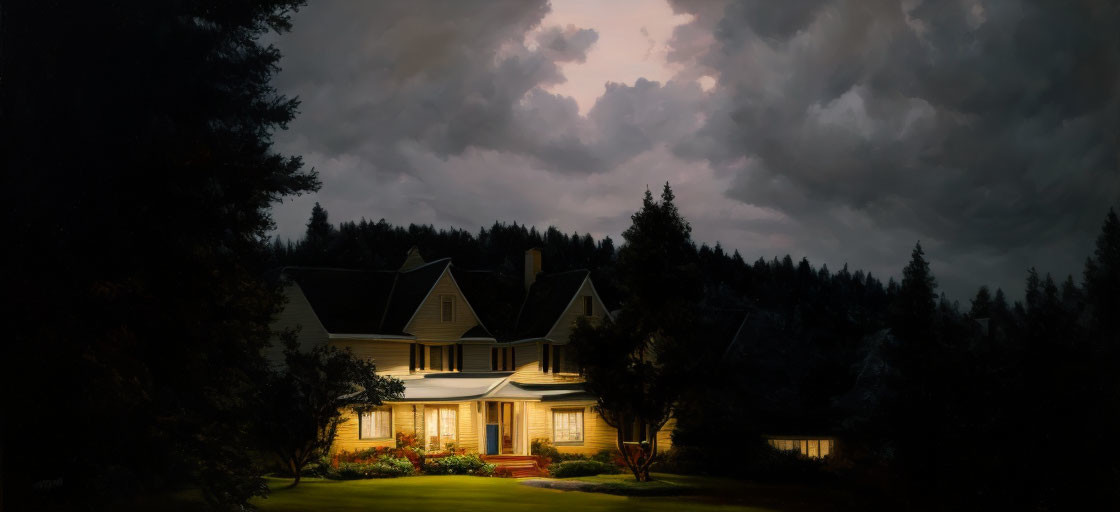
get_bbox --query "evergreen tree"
[570,183,700,482]
[1083,208,1120,334]
[3,0,316,507]
[968,286,992,319]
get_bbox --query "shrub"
[328,455,415,479]
[590,449,616,464]
[396,432,419,449]
[422,454,495,476]
[531,438,560,461]
[548,460,620,478]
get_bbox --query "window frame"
[583,295,593,316]
[424,405,459,451]
[551,407,585,446]
[358,407,393,440]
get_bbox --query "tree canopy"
[3,0,316,508]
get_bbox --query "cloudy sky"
[268,0,1119,301]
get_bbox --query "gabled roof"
[282,258,488,337]
[280,257,607,342]
[281,267,396,334]
[381,258,452,335]
[509,269,590,341]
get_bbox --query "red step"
[482,455,547,478]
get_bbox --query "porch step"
[482,455,547,478]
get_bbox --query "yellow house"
[270,248,674,457]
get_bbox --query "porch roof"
[390,374,592,402]
[484,381,591,401]
[396,374,508,401]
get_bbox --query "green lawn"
[251,475,778,512]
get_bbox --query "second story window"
[441,296,455,322]
[583,296,593,316]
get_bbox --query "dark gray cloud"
[665,0,1120,298]
[269,0,1119,301]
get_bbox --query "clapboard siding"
[526,400,617,455]
[331,404,413,453]
[457,402,479,452]
[265,284,330,367]
[546,278,608,342]
[460,344,491,372]
[328,339,412,377]
[404,270,480,341]
[506,342,584,384]
[657,417,676,450]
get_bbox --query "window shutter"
[457,344,464,371]
[491,347,497,371]
[410,343,417,372]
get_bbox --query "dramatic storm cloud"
[269,0,1119,300]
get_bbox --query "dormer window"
[583,296,593,316]
[441,296,455,322]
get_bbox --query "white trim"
[445,268,492,336]
[585,278,614,322]
[545,274,610,339]
[328,333,417,340]
[401,260,452,333]
[400,262,494,338]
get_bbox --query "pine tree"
[4,0,316,507]
[1083,208,1120,334]
[571,183,699,482]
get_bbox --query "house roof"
[389,373,589,402]
[280,257,599,343]
[380,258,453,335]
[282,258,490,338]
[281,267,396,334]
[395,373,510,401]
[509,270,590,341]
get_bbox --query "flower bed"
[324,432,495,479]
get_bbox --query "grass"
[251,475,779,512]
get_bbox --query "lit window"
[359,408,392,439]
[441,296,454,322]
[766,438,833,459]
[425,406,457,451]
[553,409,584,445]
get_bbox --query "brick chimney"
[524,248,542,291]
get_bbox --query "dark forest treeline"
[278,202,1120,510]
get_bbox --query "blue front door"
[486,424,500,455]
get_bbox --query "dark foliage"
[258,337,404,487]
[274,189,1117,509]
[3,0,316,508]
[570,184,702,482]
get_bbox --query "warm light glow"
[767,437,833,459]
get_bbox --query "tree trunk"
[287,457,302,488]
[637,431,658,482]
[615,426,642,481]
